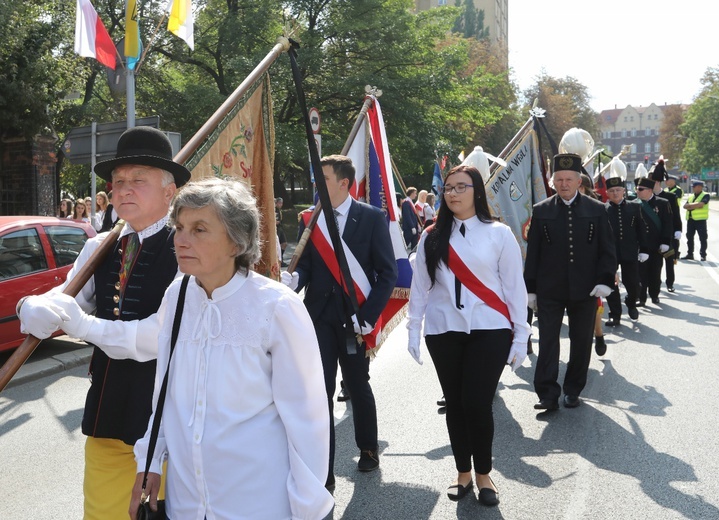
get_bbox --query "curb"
[6,344,93,390]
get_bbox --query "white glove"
[411,228,417,235]
[589,284,613,298]
[638,253,649,263]
[45,292,97,340]
[18,294,69,339]
[280,270,299,290]
[527,293,538,312]
[351,315,374,336]
[674,231,682,240]
[407,327,423,365]
[659,244,670,253]
[506,340,527,372]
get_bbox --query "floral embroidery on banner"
[212,122,253,178]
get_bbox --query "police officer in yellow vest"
[682,180,710,261]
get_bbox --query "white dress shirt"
[408,217,531,344]
[51,215,179,362]
[134,272,333,520]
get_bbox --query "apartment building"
[415,0,508,46]
[597,103,686,175]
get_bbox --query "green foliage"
[2,0,537,201]
[521,73,599,158]
[680,68,719,174]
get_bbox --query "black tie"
[455,223,465,310]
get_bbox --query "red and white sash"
[447,240,512,324]
[303,212,383,349]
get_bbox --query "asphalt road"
[1,205,718,519]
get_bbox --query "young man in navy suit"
[282,154,397,490]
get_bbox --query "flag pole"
[488,115,535,176]
[173,37,291,165]
[287,91,377,273]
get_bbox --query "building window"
[621,130,626,137]
[631,129,637,137]
[624,117,628,122]
[631,144,637,154]
[645,143,651,154]
[438,0,447,4]
[654,142,660,153]
[630,116,634,122]
[654,114,658,120]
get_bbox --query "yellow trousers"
[84,437,165,520]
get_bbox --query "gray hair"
[169,178,262,273]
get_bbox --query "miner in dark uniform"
[525,153,616,410]
[17,127,189,519]
[653,179,682,292]
[635,177,673,305]
[604,176,647,325]
[665,175,684,259]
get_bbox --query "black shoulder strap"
[141,274,190,490]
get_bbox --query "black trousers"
[534,297,596,402]
[315,319,377,476]
[426,329,511,475]
[606,260,640,319]
[664,238,679,287]
[639,252,663,300]
[686,219,708,258]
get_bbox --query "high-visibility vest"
[686,191,709,221]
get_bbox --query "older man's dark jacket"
[524,192,617,301]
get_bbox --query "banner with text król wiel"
[485,125,548,261]
[183,73,278,278]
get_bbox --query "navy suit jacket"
[296,198,398,328]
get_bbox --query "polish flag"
[74,0,116,69]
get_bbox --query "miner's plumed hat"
[650,156,668,182]
[637,178,656,189]
[606,177,625,189]
[94,126,191,187]
[552,153,583,174]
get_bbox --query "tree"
[522,73,599,158]
[658,104,686,170]
[680,67,719,174]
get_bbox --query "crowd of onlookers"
[56,191,118,232]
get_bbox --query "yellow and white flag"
[167,0,194,49]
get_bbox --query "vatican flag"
[167,0,194,49]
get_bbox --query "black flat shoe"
[437,395,446,407]
[447,480,473,501]
[563,395,581,408]
[594,336,607,356]
[534,399,559,411]
[605,318,619,327]
[478,478,499,507]
[358,449,380,472]
[628,306,639,320]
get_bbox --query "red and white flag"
[74,0,116,69]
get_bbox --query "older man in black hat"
[525,153,616,410]
[17,126,190,519]
[604,176,647,325]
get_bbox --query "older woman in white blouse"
[407,165,530,507]
[130,178,333,520]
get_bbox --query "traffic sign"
[309,107,321,134]
[61,117,183,165]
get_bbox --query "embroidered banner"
[183,73,278,279]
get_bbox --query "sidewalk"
[5,336,93,389]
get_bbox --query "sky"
[507,0,716,113]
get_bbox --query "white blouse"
[134,272,333,520]
[408,217,531,344]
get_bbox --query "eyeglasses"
[636,187,649,191]
[442,184,474,195]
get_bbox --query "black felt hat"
[637,178,656,189]
[552,153,583,174]
[94,126,191,187]
[606,177,625,189]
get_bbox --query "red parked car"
[0,216,97,352]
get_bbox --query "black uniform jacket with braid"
[524,192,617,301]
